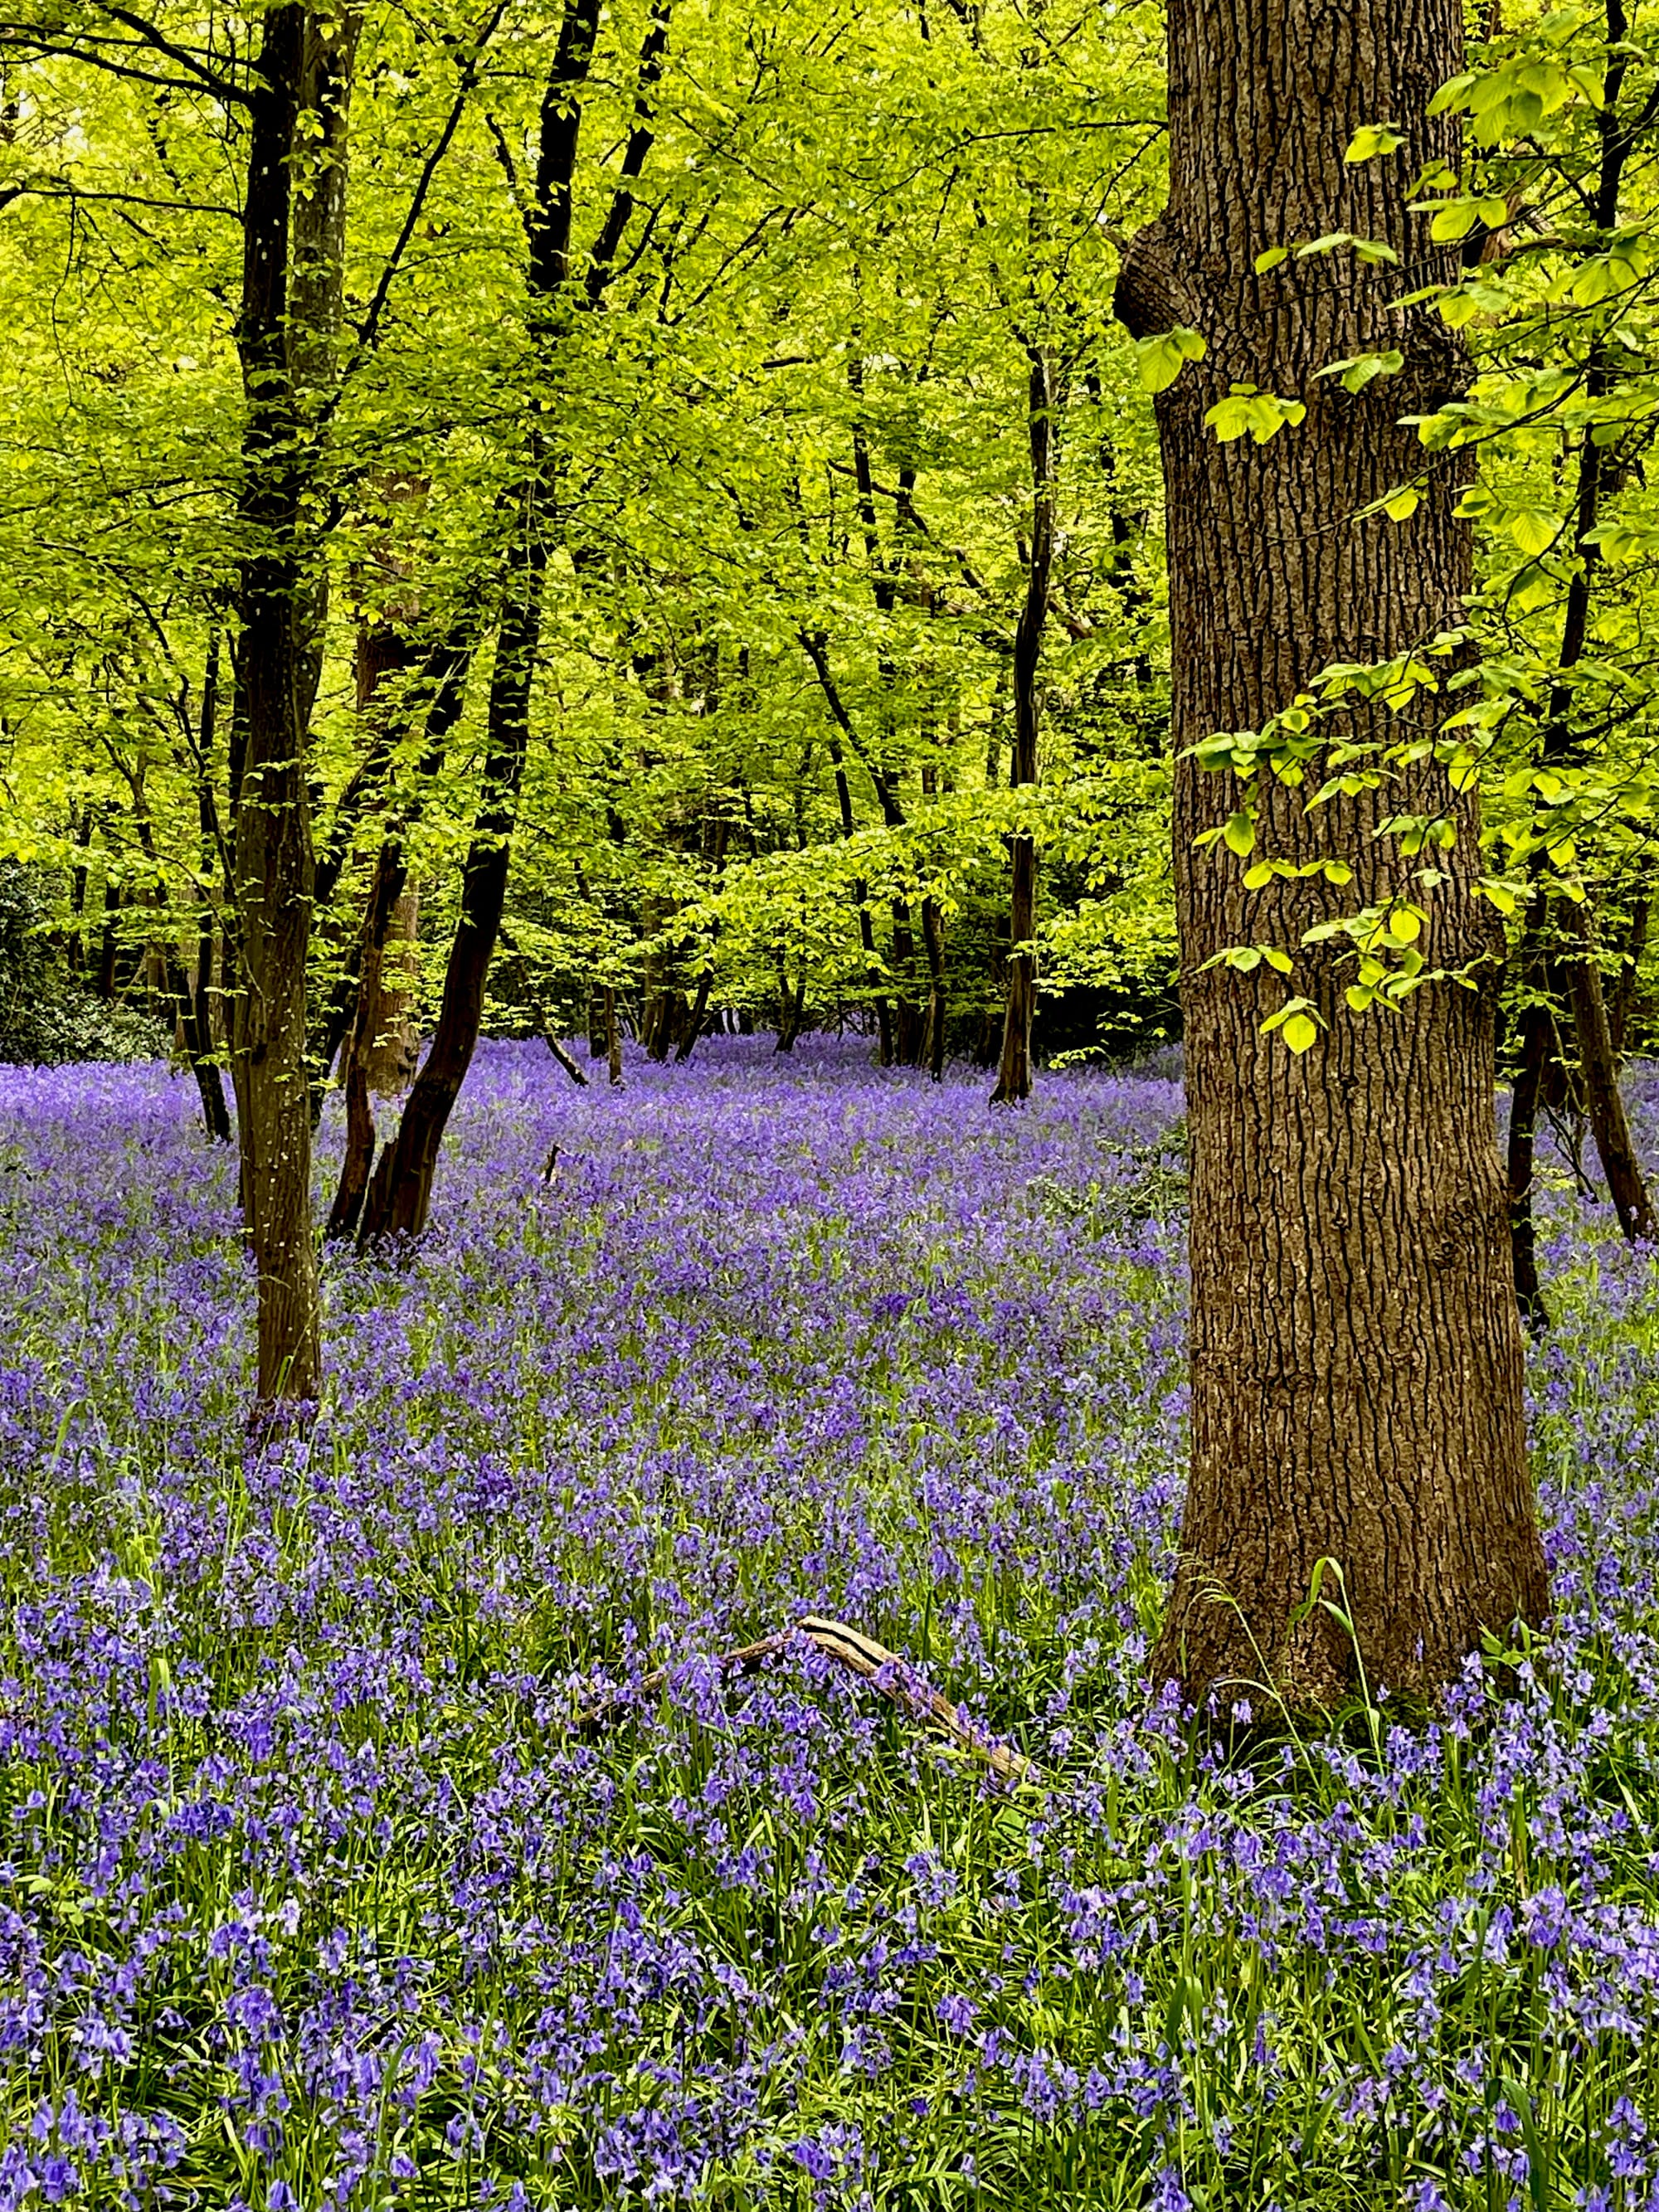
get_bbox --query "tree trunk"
[168,942,231,1142]
[991,348,1054,1108]
[1116,0,1545,1706]
[775,972,806,1053]
[324,1037,377,1243]
[920,892,946,1081]
[289,1,362,732]
[1609,890,1649,1060]
[324,839,414,1242]
[801,634,895,1062]
[1540,2,1653,1242]
[95,878,119,1000]
[192,926,231,1140]
[677,968,713,1062]
[606,985,623,1084]
[231,0,322,1412]
[891,902,924,1065]
[1566,902,1655,1242]
[358,532,545,1244]
[313,631,471,1094]
[353,0,664,1234]
[365,890,421,1095]
[1506,890,1556,1334]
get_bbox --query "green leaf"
[1507,509,1558,557]
[1317,348,1404,395]
[1134,325,1207,394]
[1428,73,1477,116]
[1282,1011,1320,1053]
[1345,122,1406,163]
[1223,809,1257,857]
[1254,246,1289,274]
[1204,386,1307,445]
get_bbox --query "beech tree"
[1117,0,1550,1705]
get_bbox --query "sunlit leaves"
[1134,325,1206,395]
[1261,995,1322,1052]
[1345,121,1407,163]
[1316,349,1404,395]
[1203,384,1306,444]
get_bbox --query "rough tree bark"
[990,348,1054,1107]
[1116,0,1546,1705]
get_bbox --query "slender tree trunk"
[1566,902,1655,1242]
[324,837,414,1241]
[1506,891,1555,1334]
[920,895,946,1080]
[313,632,471,1094]
[67,809,92,974]
[95,878,119,1000]
[365,892,420,1094]
[606,985,623,1084]
[677,969,713,1062]
[991,348,1054,1107]
[775,970,806,1052]
[801,632,894,1060]
[358,531,546,1244]
[324,1033,376,1242]
[1508,994,1550,1336]
[353,0,664,1234]
[290,1,362,731]
[1522,27,1655,1244]
[891,902,925,1064]
[1116,0,1545,1705]
[1609,890,1649,1060]
[231,1,321,1411]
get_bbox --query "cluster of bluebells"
[0,1037,1657,2206]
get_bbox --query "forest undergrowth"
[1,1038,1657,2209]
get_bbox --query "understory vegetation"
[2,1042,1657,2208]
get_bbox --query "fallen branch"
[575,1616,1037,1787]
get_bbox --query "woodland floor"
[1,1038,1657,2208]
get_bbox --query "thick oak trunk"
[1118,0,1545,1706]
